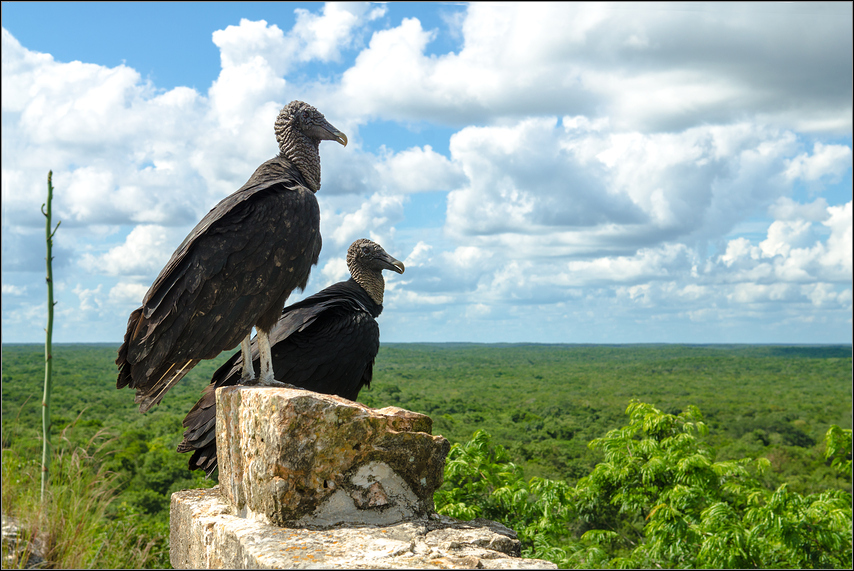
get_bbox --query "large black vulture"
[177,238,405,476]
[117,101,347,413]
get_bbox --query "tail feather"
[134,359,199,413]
[178,385,219,472]
[116,307,143,389]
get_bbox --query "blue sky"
[2,2,852,345]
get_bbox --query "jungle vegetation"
[1,342,851,568]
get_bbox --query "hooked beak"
[381,253,405,275]
[315,120,348,147]
[328,127,348,147]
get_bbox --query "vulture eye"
[361,245,371,256]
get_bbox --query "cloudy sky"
[2,2,852,345]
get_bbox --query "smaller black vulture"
[177,238,405,476]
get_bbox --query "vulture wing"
[177,279,380,476]
[117,157,321,412]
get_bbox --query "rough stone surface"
[1,514,45,569]
[170,487,557,569]
[217,386,450,527]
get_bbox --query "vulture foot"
[247,376,299,389]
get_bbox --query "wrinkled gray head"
[273,101,347,192]
[347,239,405,305]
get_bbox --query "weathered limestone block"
[2,514,45,569]
[216,386,451,527]
[170,487,558,569]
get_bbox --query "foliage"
[2,418,157,568]
[1,345,222,568]
[436,430,576,563]
[825,425,852,478]
[437,402,853,569]
[365,343,852,489]
[1,343,850,567]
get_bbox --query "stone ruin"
[170,386,557,569]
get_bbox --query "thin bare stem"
[41,170,60,502]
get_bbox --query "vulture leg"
[240,335,255,382]
[255,327,295,388]
[257,328,277,385]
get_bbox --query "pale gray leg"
[257,328,275,385]
[240,334,255,382]
[256,327,297,388]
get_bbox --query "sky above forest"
[1,2,852,345]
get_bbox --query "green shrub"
[436,402,853,569]
[2,419,158,568]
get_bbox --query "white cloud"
[1,3,851,343]
[72,283,103,312]
[321,192,404,249]
[759,220,816,258]
[444,117,809,256]
[293,2,386,63]
[2,284,27,296]
[820,201,853,278]
[108,281,149,308]
[324,253,350,281]
[80,225,189,278]
[403,241,432,268]
[785,142,853,182]
[768,196,831,222]
[375,145,465,194]
[332,3,852,132]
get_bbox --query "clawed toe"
[260,377,300,389]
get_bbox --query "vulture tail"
[134,359,200,413]
[116,307,143,389]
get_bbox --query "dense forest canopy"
[2,343,851,567]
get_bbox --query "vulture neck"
[351,267,385,306]
[279,131,321,192]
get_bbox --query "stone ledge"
[170,487,557,569]
[217,386,450,526]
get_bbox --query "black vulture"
[117,101,347,413]
[177,238,405,476]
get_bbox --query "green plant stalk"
[41,170,60,502]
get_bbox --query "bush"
[1,418,158,568]
[436,401,853,569]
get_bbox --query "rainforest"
[2,343,851,568]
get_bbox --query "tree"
[436,401,853,569]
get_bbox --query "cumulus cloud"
[769,197,831,222]
[108,281,150,307]
[2,284,28,296]
[292,2,387,62]
[332,3,852,131]
[321,192,404,249]
[80,225,189,279]
[820,202,853,277]
[375,145,465,194]
[443,117,813,257]
[2,3,851,343]
[716,200,852,286]
[785,142,853,182]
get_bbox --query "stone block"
[170,487,558,569]
[216,386,450,527]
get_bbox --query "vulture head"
[347,239,405,305]
[274,101,347,192]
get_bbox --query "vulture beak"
[380,253,405,275]
[314,120,348,147]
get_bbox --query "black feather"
[178,278,383,477]
[116,101,344,413]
